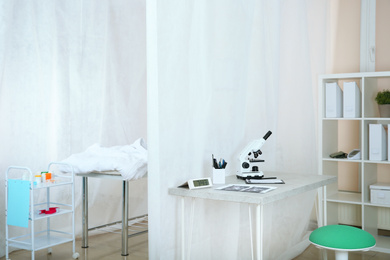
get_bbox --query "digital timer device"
[178,177,213,190]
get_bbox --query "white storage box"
[369,124,387,161]
[325,82,343,118]
[343,82,361,118]
[370,183,390,205]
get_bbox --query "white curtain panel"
[0,0,147,257]
[148,0,327,259]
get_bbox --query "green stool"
[309,225,376,260]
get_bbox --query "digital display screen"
[193,179,209,187]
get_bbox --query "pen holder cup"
[212,168,225,184]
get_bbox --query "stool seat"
[309,225,376,251]
[309,225,376,260]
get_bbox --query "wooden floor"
[3,231,390,260]
[2,230,148,260]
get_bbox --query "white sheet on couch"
[61,138,147,180]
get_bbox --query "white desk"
[168,172,337,260]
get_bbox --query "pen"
[212,155,219,169]
[221,160,227,169]
[212,155,227,169]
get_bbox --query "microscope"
[237,130,272,179]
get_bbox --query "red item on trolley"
[38,207,59,215]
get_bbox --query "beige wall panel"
[327,0,360,74]
[328,0,360,191]
[376,0,390,71]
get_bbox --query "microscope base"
[236,171,264,180]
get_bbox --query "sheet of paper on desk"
[245,179,285,184]
[216,184,277,193]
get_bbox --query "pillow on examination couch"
[61,138,147,181]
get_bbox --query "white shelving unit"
[319,71,390,254]
[5,162,79,260]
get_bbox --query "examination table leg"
[82,177,88,248]
[81,177,129,256]
[122,180,129,256]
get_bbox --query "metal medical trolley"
[5,162,79,260]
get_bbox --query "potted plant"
[375,90,390,117]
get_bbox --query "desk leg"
[256,204,263,260]
[122,180,129,256]
[249,206,254,260]
[317,187,324,227]
[181,197,185,260]
[180,197,195,260]
[82,177,88,248]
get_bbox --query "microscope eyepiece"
[263,131,272,140]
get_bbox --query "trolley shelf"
[8,230,74,251]
[31,208,73,220]
[32,180,73,189]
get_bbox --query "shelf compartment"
[363,120,390,161]
[327,191,362,204]
[322,120,361,158]
[7,230,73,251]
[326,201,362,227]
[363,164,390,203]
[364,76,390,118]
[371,234,390,254]
[323,160,361,193]
[321,78,361,111]
[364,205,390,254]
[364,205,390,230]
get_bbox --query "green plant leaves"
[375,90,390,104]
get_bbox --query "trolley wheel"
[73,252,80,259]
[48,248,53,254]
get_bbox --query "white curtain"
[0,0,147,257]
[148,0,327,259]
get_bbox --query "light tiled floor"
[3,232,390,260]
[293,244,390,260]
[2,230,148,260]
